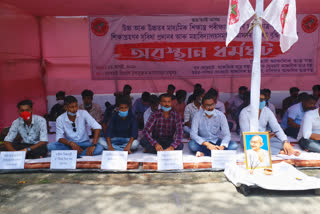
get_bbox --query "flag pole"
[249,0,264,132]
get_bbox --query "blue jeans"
[47,141,104,156]
[188,139,238,156]
[299,138,320,153]
[98,137,139,151]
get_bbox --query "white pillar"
[249,0,264,132]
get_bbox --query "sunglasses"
[72,122,76,132]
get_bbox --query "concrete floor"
[0,171,320,214]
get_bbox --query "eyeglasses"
[203,104,215,108]
[72,122,76,132]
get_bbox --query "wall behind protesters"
[0,3,47,129]
[43,16,320,100]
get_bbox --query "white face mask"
[57,100,64,105]
[204,110,214,116]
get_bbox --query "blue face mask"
[161,106,172,112]
[204,110,214,116]
[259,101,266,110]
[118,110,128,117]
[67,111,77,116]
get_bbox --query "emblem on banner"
[302,15,319,33]
[228,0,240,25]
[91,18,109,36]
[280,4,289,34]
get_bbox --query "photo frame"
[243,132,272,170]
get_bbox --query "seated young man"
[172,90,187,119]
[48,96,103,156]
[298,107,320,152]
[189,93,238,157]
[263,88,276,116]
[239,90,300,156]
[143,95,160,126]
[114,84,133,107]
[79,89,103,123]
[141,93,184,153]
[313,84,320,108]
[167,84,177,100]
[282,87,300,117]
[49,91,66,121]
[2,100,48,159]
[132,91,150,129]
[283,95,316,139]
[187,83,202,104]
[100,98,139,154]
[225,86,248,120]
[184,88,205,134]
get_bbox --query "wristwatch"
[27,147,32,152]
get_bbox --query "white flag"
[262,0,298,52]
[226,0,255,47]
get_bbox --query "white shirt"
[227,94,243,111]
[239,105,288,142]
[56,110,101,142]
[246,149,271,168]
[184,102,201,123]
[215,100,226,114]
[4,115,48,144]
[267,102,276,116]
[298,108,320,140]
[288,102,305,126]
[281,102,304,129]
[190,109,231,147]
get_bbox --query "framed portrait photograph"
[243,132,272,170]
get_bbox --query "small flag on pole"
[261,0,298,53]
[226,0,255,47]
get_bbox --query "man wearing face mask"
[47,96,103,156]
[188,93,238,157]
[141,93,183,153]
[184,88,205,134]
[100,98,139,154]
[239,91,300,156]
[2,100,48,159]
[79,89,102,123]
[283,95,316,139]
[49,91,66,121]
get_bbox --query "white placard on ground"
[157,150,183,171]
[0,151,26,169]
[211,150,237,169]
[101,151,128,170]
[48,121,56,133]
[50,150,77,169]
